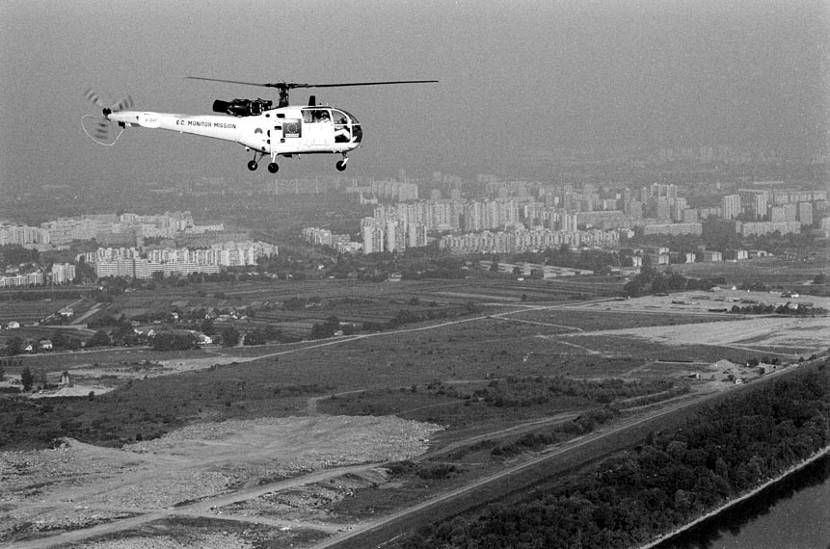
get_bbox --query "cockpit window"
[302,108,331,123]
[331,109,348,125]
[339,110,359,125]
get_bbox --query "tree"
[651,275,669,294]
[87,330,111,348]
[151,332,198,351]
[4,336,23,356]
[221,326,240,347]
[310,315,340,339]
[263,324,283,341]
[51,332,68,349]
[20,367,34,391]
[243,329,266,346]
[200,318,215,335]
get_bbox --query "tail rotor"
[81,88,133,146]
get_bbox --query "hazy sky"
[0,0,827,189]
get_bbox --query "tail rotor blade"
[83,88,105,108]
[84,88,135,112]
[115,95,134,111]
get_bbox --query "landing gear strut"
[336,154,349,172]
[248,151,267,171]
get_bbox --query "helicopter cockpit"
[301,107,362,143]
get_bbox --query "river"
[656,454,829,549]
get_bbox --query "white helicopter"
[83,77,438,173]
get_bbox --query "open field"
[667,255,829,288]
[0,299,80,325]
[577,287,830,314]
[563,316,830,356]
[1,276,828,548]
[498,306,735,331]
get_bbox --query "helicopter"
[82,77,438,173]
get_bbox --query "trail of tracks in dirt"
[7,463,380,549]
[422,411,580,461]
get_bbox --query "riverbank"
[638,444,830,549]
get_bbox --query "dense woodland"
[400,364,829,549]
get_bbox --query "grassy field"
[0,274,822,451]
[503,307,734,331]
[0,307,746,449]
[0,298,79,324]
[668,256,828,289]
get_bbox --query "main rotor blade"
[185,76,276,88]
[185,77,438,90]
[289,80,439,89]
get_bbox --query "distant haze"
[1,0,827,189]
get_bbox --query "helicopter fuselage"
[106,105,362,171]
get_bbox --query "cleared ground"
[0,416,440,547]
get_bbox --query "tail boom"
[106,111,243,142]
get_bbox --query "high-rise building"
[738,189,769,220]
[721,194,741,220]
[50,263,76,284]
[797,202,813,226]
[650,183,678,200]
[770,204,797,223]
[407,223,427,248]
[385,220,399,253]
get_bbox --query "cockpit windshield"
[331,109,362,144]
[339,110,359,126]
[342,110,361,143]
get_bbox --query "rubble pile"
[219,468,391,523]
[1,415,442,545]
[77,532,254,549]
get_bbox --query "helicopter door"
[301,108,334,147]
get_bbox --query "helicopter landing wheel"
[267,162,279,174]
[336,160,348,172]
[247,160,258,171]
